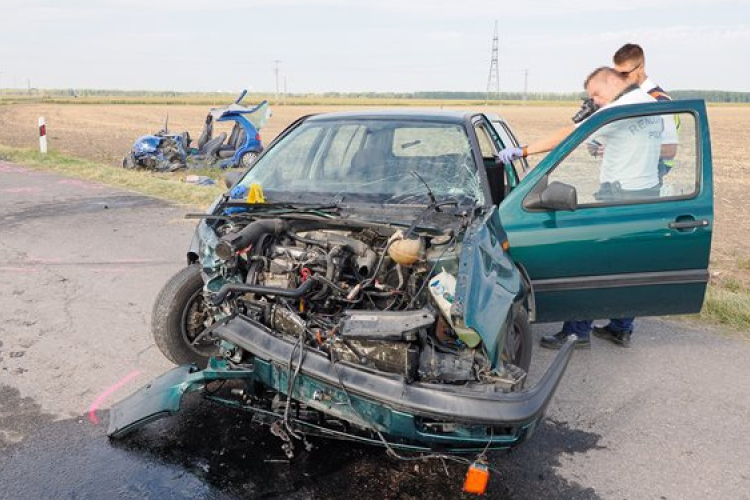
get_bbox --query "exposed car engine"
[199,217,519,388]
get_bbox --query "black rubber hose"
[210,277,317,305]
[215,219,289,260]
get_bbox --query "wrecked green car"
[109,102,713,462]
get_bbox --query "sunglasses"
[618,62,642,77]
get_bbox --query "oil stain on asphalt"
[0,387,603,499]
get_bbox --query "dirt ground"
[0,102,748,285]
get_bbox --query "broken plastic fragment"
[429,271,482,347]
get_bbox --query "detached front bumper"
[109,315,575,450]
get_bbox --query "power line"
[523,69,529,105]
[485,21,500,106]
[274,60,281,103]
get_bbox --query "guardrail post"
[39,116,48,154]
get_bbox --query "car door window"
[547,112,697,206]
[474,121,509,205]
[491,119,529,175]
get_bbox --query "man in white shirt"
[499,66,665,198]
[613,43,679,182]
[498,66,668,349]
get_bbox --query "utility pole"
[284,76,288,106]
[485,21,500,107]
[274,60,281,103]
[523,69,529,105]
[27,78,31,95]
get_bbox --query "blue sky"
[2,0,749,93]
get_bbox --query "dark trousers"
[658,160,672,185]
[561,318,634,337]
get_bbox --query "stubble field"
[0,102,748,291]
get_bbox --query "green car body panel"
[497,100,713,322]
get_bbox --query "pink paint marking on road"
[87,370,142,425]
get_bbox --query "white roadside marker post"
[39,116,47,154]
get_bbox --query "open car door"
[498,100,713,322]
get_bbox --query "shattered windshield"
[238,119,485,206]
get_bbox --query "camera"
[572,98,600,124]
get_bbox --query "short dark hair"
[583,67,623,89]
[613,43,645,65]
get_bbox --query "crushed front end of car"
[109,204,575,453]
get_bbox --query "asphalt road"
[1,161,749,500]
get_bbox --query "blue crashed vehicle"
[123,90,270,171]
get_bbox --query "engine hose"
[310,246,341,301]
[313,275,350,295]
[342,338,366,363]
[215,219,289,261]
[210,276,317,305]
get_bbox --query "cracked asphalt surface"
[1,161,749,499]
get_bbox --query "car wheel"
[240,151,259,168]
[502,307,533,373]
[152,264,217,367]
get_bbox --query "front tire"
[152,264,217,367]
[502,307,533,373]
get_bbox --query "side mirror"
[224,171,243,189]
[525,181,577,211]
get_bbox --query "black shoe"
[540,331,591,350]
[593,325,632,348]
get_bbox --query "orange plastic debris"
[463,461,490,495]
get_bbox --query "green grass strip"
[700,285,750,336]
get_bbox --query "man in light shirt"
[498,66,668,349]
[613,43,679,182]
[499,67,665,197]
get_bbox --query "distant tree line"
[4,88,750,103]
[669,90,750,103]
[317,90,750,103]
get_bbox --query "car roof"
[483,112,509,124]
[305,109,475,124]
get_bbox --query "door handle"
[668,219,710,230]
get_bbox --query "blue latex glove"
[498,147,523,164]
[225,183,249,215]
[230,184,248,199]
